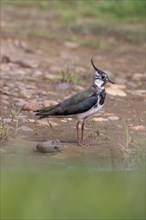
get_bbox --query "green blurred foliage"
[1,165,145,219]
[2,0,145,22]
[1,0,145,44]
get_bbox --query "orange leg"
[76,121,81,146]
[81,120,85,144]
[76,119,86,146]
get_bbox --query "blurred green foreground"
[1,164,145,220]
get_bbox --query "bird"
[35,58,114,146]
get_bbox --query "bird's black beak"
[107,78,114,84]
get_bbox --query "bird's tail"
[34,103,59,119]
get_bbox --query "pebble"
[107,116,120,121]
[36,140,61,153]
[130,125,145,131]
[36,120,58,127]
[21,88,34,99]
[64,41,79,49]
[134,90,145,96]
[132,73,145,80]
[49,121,59,127]
[22,101,40,111]
[56,82,71,90]
[19,60,39,68]
[43,73,61,81]
[32,70,43,76]
[43,100,58,107]
[92,117,108,122]
[106,85,127,97]
[15,98,27,107]
[18,126,33,132]
[3,118,12,123]
[61,119,68,123]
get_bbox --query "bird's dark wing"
[35,86,98,119]
[36,96,97,118]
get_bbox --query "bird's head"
[91,58,114,87]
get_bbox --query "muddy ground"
[0,3,145,169]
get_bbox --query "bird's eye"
[101,75,105,80]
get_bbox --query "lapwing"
[35,58,114,146]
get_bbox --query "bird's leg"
[81,119,85,144]
[76,121,81,146]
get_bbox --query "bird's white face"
[93,71,108,88]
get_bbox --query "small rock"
[17,115,28,121]
[56,82,71,90]
[43,100,58,107]
[15,99,27,107]
[36,120,58,127]
[107,116,120,121]
[21,88,35,99]
[36,121,49,126]
[43,73,61,81]
[133,73,145,80]
[32,70,43,76]
[131,125,145,131]
[17,60,39,68]
[134,90,146,96]
[0,63,11,71]
[48,121,59,127]
[22,101,40,111]
[92,117,108,122]
[36,140,61,153]
[106,84,127,97]
[3,118,12,123]
[28,119,35,123]
[19,126,33,132]
[64,41,79,49]
[103,112,114,117]
[61,119,68,123]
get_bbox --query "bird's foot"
[78,140,87,146]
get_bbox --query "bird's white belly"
[76,103,103,121]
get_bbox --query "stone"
[43,73,61,81]
[36,120,58,127]
[131,125,145,131]
[56,82,71,90]
[43,100,58,107]
[36,140,61,153]
[92,117,108,122]
[22,101,40,111]
[19,126,33,132]
[15,99,27,107]
[134,90,145,96]
[3,118,12,123]
[16,60,39,68]
[64,41,79,49]
[132,73,145,80]
[32,70,43,76]
[48,121,59,127]
[106,84,127,97]
[107,116,120,121]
